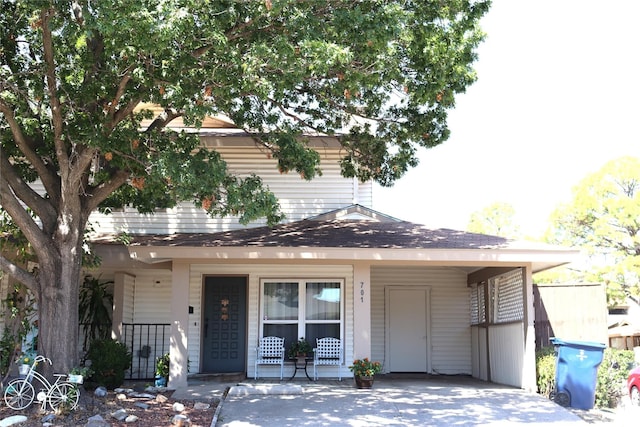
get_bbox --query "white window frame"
[259,278,344,342]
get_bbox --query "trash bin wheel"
[553,390,570,407]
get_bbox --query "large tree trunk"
[35,209,84,376]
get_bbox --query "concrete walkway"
[172,375,631,427]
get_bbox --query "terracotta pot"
[354,375,374,389]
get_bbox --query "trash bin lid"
[550,337,606,350]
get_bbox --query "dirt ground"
[0,386,218,426]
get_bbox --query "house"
[1,117,579,392]
[608,296,640,360]
[80,115,579,392]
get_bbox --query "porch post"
[169,262,189,388]
[522,265,537,392]
[353,262,371,360]
[112,272,125,341]
[112,272,135,341]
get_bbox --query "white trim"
[258,278,345,346]
[129,246,579,273]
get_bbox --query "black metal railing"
[121,323,171,380]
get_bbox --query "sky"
[374,0,640,238]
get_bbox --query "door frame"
[200,274,249,373]
[384,286,432,373]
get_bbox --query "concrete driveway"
[208,376,599,427]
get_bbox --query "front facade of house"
[84,131,578,392]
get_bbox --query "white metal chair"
[313,337,342,380]
[255,336,285,380]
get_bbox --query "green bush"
[595,348,635,408]
[536,345,635,409]
[86,339,131,389]
[156,353,170,380]
[536,346,557,398]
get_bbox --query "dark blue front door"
[202,276,247,373]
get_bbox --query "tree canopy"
[544,156,640,306]
[0,0,490,371]
[467,201,521,239]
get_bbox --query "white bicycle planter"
[3,355,81,411]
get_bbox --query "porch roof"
[93,219,580,273]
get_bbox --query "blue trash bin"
[550,338,606,410]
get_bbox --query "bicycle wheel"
[4,378,35,410]
[48,382,79,411]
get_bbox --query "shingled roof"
[101,219,552,251]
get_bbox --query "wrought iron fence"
[79,323,171,380]
[122,323,171,380]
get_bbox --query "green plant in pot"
[155,353,170,387]
[288,337,312,358]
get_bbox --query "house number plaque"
[360,281,365,303]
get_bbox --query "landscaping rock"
[94,386,108,397]
[171,414,191,426]
[0,415,28,427]
[172,402,185,412]
[85,414,110,427]
[111,408,128,421]
[125,414,139,423]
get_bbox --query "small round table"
[289,356,313,380]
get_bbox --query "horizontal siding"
[371,266,471,375]
[132,272,173,324]
[189,264,353,378]
[123,274,135,324]
[88,145,370,234]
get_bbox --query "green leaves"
[1,0,490,232]
[546,157,640,305]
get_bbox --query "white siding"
[132,272,172,324]
[471,326,489,380]
[371,266,471,375]
[122,274,135,323]
[188,264,354,378]
[89,145,373,234]
[488,322,524,387]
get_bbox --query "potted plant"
[349,358,382,389]
[68,366,94,384]
[288,337,312,359]
[155,353,170,387]
[16,354,34,377]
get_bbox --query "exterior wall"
[131,272,172,324]
[488,322,524,386]
[370,266,472,375]
[470,326,488,380]
[188,263,354,379]
[88,145,372,234]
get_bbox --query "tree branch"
[0,100,59,202]
[0,255,36,290]
[41,8,69,174]
[106,98,142,133]
[0,147,57,232]
[0,176,50,257]
[106,65,135,121]
[83,169,130,214]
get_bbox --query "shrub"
[536,346,556,398]
[86,339,131,389]
[595,348,635,408]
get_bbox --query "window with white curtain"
[260,279,343,352]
